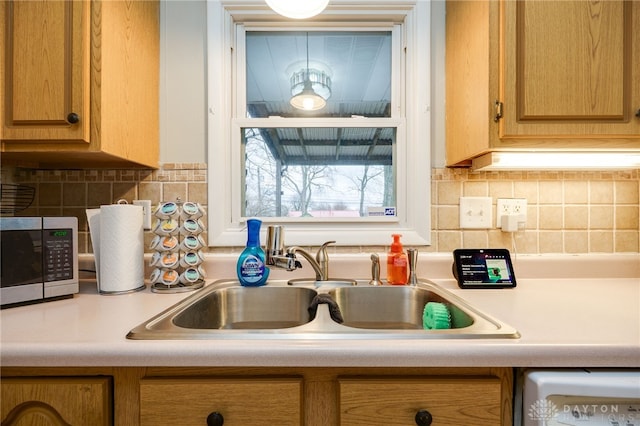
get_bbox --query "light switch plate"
[459,197,492,229]
[133,199,153,230]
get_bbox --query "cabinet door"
[140,377,303,426]
[445,0,501,166]
[501,0,640,141]
[1,377,112,426]
[338,377,503,426]
[1,0,89,142]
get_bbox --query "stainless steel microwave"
[0,217,79,308]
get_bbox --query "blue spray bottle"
[237,218,270,286]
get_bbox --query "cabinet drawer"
[1,376,112,426]
[140,377,303,426]
[338,377,502,426]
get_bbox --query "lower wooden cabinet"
[0,377,112,426]
[338,377,502,425]
[1,367,512,426]
[139,377,303,426]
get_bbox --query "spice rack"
[149,199,206,293]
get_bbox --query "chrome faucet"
[266,225,335,281]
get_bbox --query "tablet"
[452,248,517,289]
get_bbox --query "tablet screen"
[453,249,517,288]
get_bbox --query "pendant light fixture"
[266,0,329,19]
[290,33,331,111]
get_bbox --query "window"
[207,1,431,246]
[242,126,396,218]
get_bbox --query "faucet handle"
[320,240,336,249]
[316,240,336,262]
[316,241,335,279]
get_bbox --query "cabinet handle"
[415,409,433,426]
[66,113,80,124]
[493,100,503,122]
[635,109,640,118]
[206,411,224,425]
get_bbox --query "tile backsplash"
[4,164,207,253]
[431,168,639,254]
[3,164,639,254]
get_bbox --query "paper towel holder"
[87,201,147,295]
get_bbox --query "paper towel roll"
[87,204,145,294]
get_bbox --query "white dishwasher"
[521,369,640,426]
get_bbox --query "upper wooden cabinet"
[446,0,640,167]
[0,0,159,169]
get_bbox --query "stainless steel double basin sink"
[127,279,519,339]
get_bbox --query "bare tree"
[382,165,394,207]
[244,130,277,216]
[282,165,330,216]
[342,165,385,216]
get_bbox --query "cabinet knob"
[415,409,433,426]
[635,109,640,118]
[206,411,224,426]
[66,113,80,124]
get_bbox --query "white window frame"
[207,0,431,246]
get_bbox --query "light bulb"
[302,98,315,110]
[266,0,330,19]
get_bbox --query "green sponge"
[423,302,452,330]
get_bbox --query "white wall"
[430,0,447,168]
[159,0,447,167]
[159,0,207,162]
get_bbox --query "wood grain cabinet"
[139,377,303,426]
[1,377,112,426]
[1,367,512,426]
[0,0,159,169]
[338,377,503,426]
[446,0,640,167]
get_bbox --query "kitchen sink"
[329,286,473,330]
[127,279,520,339]
[172,286,318,329]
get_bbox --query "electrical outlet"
[133,199,153,230]
[459,197,493,229]
[496,198,527,229]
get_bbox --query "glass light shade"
[472,152,640,171]
[290,69,332,99]
[266,0,330,19]
[290,81,327,111]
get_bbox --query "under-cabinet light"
[472,152,640,171]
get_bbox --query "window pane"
[246,31,392,118]
[241,127,396,218]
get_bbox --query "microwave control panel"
[43,228,74,282]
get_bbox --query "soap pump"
[237,218,270,286]
[387,234,408,285]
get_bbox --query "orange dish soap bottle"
[387,234,408,285]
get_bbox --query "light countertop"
[1,253,638,368]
